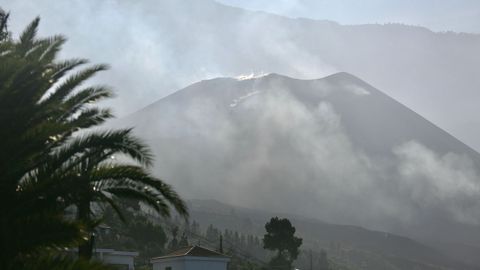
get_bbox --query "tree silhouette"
[0,12,187,266]
[263,217,302,270]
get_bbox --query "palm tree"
[0,17,101,266]
[0,15,187,266]
[39,129,188,259]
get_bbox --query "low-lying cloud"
[394,141,480,225]
[125,80,480,239]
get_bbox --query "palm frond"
[68,108,113,129]
[25,35,65,61]
[17,17,40,55]
[0,13,188,265]
[103,187,171,217]
[51,129,153,171]
[92,165,188,217]
[38,35,66,62]
[44,64,108,105]
[96,191,126,223]
[47,58,89,85]
[61,86,113,120]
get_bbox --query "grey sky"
[218,0,480,33]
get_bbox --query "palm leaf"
[43,64,108,105]
[17,17,40,55]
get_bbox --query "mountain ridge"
[112,72,480,267]
[129,71,480,161]
[215,0,480,36]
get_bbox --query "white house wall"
[152,259,185,270]
[152,256,229,270]
[184,258,227,270]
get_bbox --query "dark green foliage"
[97,205,168,267]
[0,11,187,268]
[0,15,86,268]
[263,217,302,270]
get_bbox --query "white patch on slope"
[347,84,371,96]
[235,72,269,81]
[229,90,261,107]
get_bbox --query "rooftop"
[152,245,229,260]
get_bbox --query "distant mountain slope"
[128,72,479,158]
[113,72,480,266]
[187,199,476,270]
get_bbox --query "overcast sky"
[218,0,480,33]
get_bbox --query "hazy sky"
[218,0,480,33]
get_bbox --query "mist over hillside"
[114,73,480,261]
[6,0,480,150]
[185,199,477,270]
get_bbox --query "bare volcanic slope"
[114,73,480,266]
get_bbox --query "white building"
[151,246,230,270]
[94,248,139,270]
